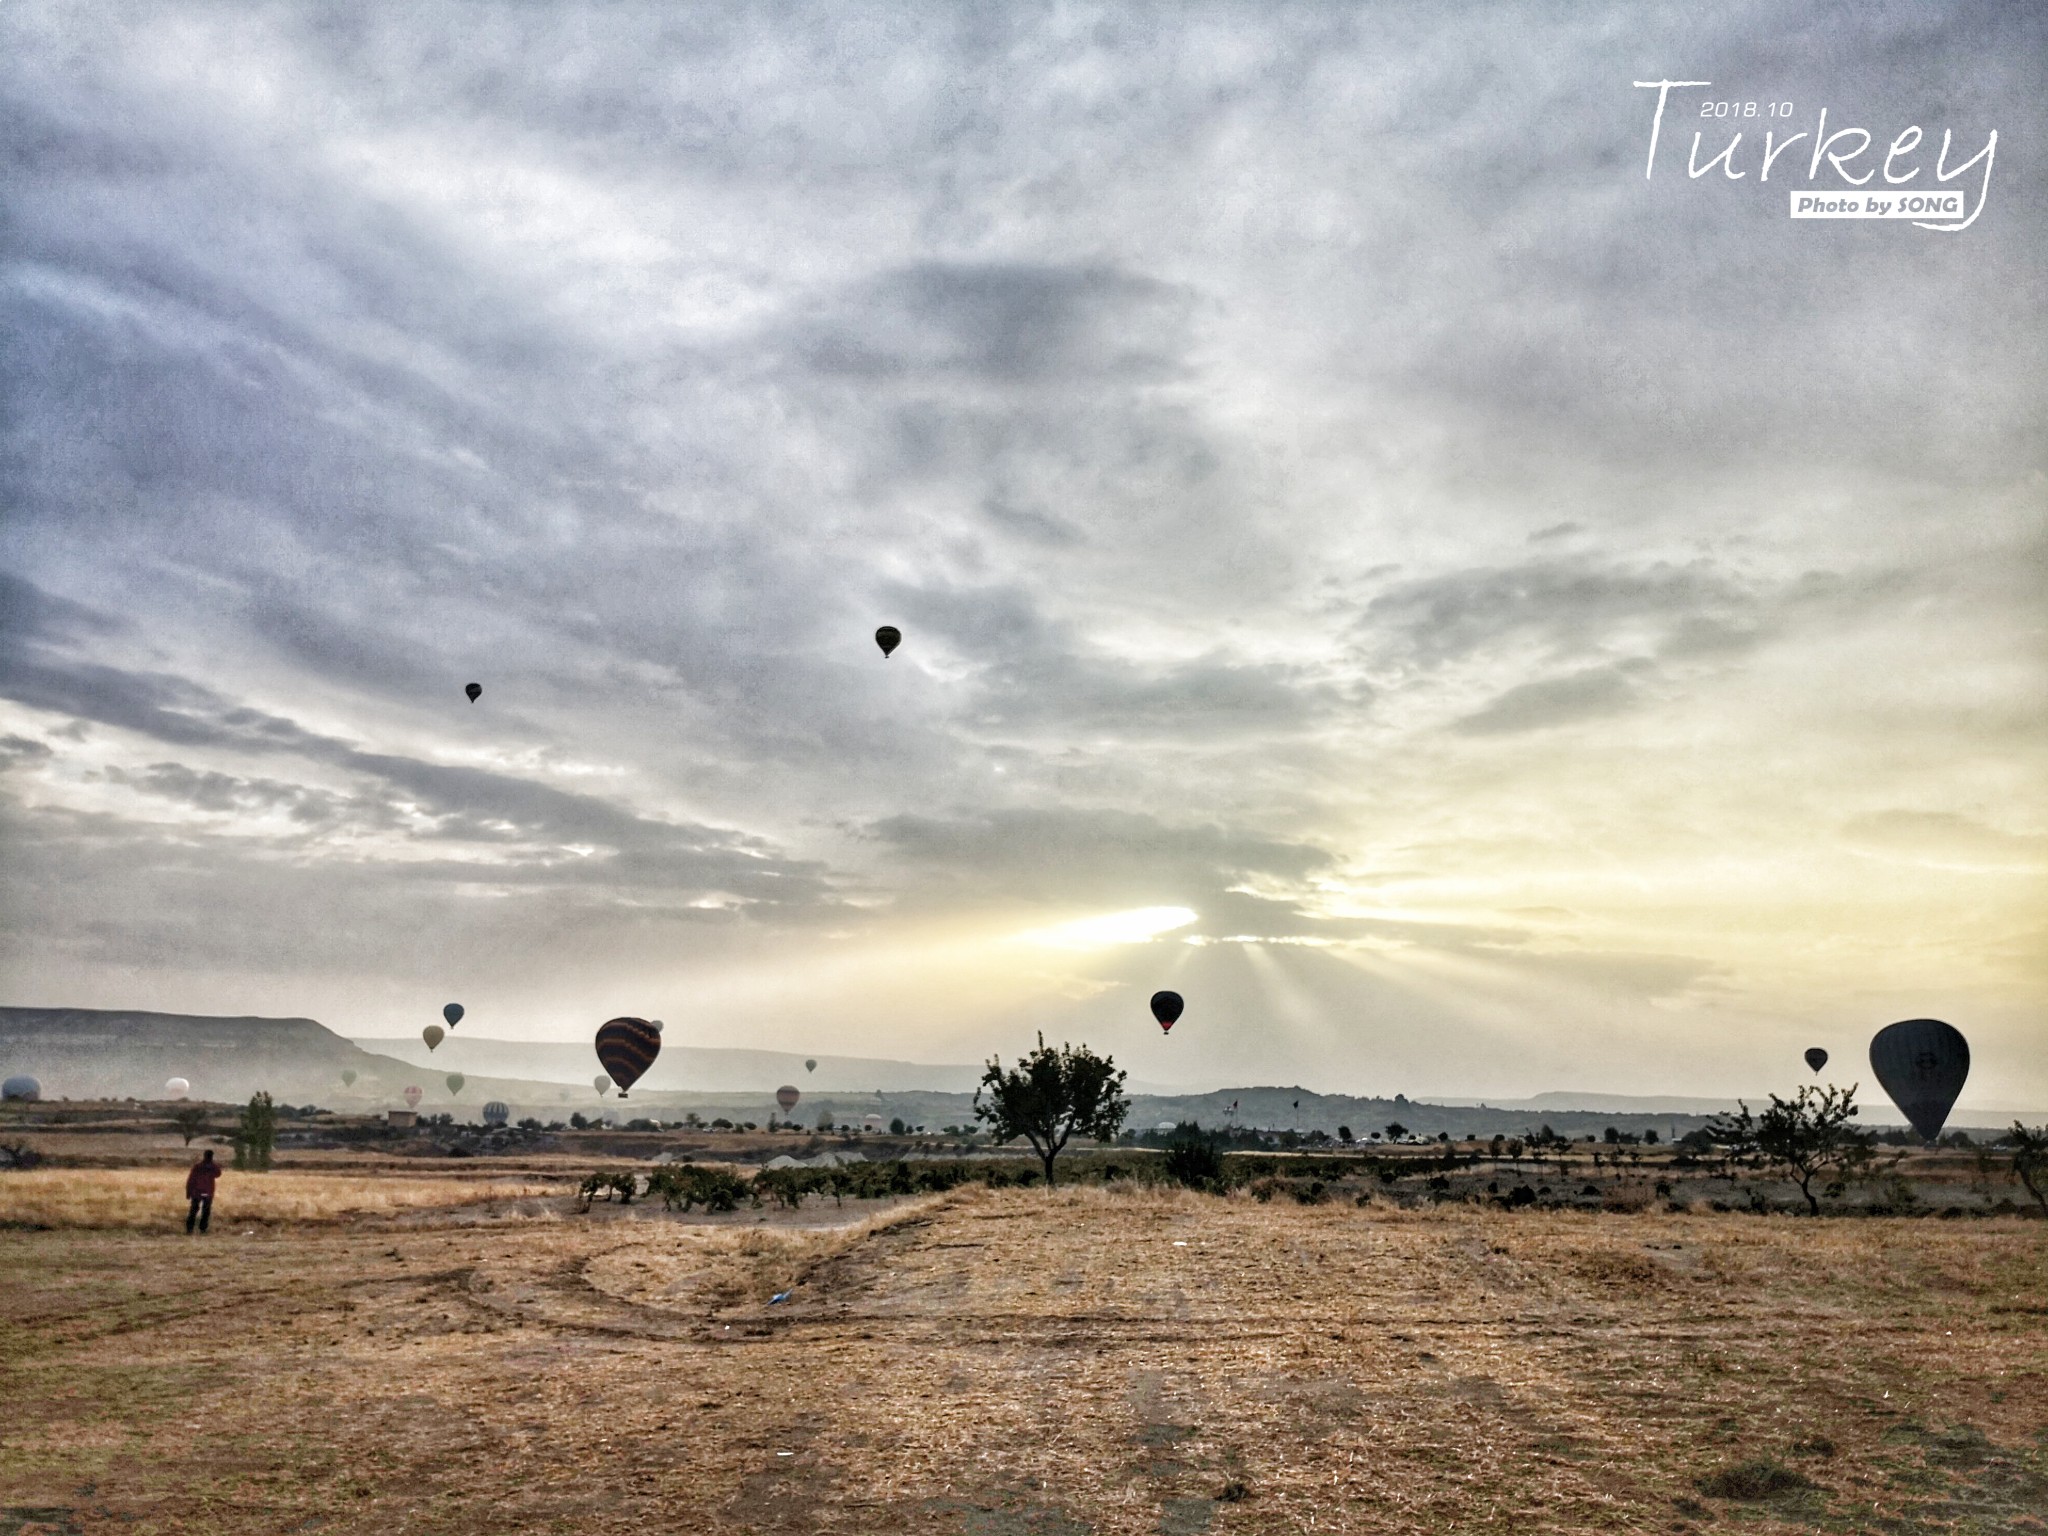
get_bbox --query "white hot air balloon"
[164,1077,190,1100]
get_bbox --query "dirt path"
[3,1188,2044,1534]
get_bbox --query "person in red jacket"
[185,1149,221,1234]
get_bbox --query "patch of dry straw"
[0,1168,562,1229]
[590,1190,959,1312]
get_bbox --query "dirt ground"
[3,1184,2045,1536]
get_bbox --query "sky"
[2,2,2043,1108]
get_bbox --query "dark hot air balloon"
[340,1069,357,1088]
[443,1003,464,1027]
[1804,1047,1828,1074]
[465,683,482,702]
[594,1018,662,1098]
[805,1058,817,1073]
[1870,1018,1969,1141]
[1150,991,1184,1033]
[776,1085,800,1115]
[446,1073,465,1098]
[482,1100,508,1126]
[874,626,901,658]
[423,1025,444,1052]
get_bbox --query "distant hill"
[4,1008,2031,1133]
[348,1036,986,1093]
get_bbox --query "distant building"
[386,1109,417,1128]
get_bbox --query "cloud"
[0,4,2040,1100]
[1359,555,1766,673]
[795,262,1192,385]
[1842,811,2048,872]
[1452,665,1641,735]
[867,806,1331,909]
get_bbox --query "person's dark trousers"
[186,1196,212,1233]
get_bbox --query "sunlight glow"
[1009,906,1200,949]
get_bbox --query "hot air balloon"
[776,1086,801,1116]
[874,626,901,658]
[2,1075,39,1101]
[1870,1018,1969,1141]
[1150,991,1184,1033]
[805,1059,817,1074]
[446,1073,465,1098]
[403,1085,423,1110]
[443,1003,464,1028]
[594,1018,662,1098]
[465,682,482,702]
[423,1024,444,1052]
[340,1069,357,1088]
[482,1101,509,1126]
[165,1077,190,1100]
[1804,1047,1828,1074]
[593,1075,611,1097]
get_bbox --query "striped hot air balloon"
[482,1101,509,1126]
[594,1017,662,1098]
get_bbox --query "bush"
[646,1164,751,1212]
[577,1170,642,1209]
[1696,1460,1815,1500]
[1162,1127,1226,1191]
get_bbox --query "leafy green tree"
[2008,1123,2048,1216]
[1712,1084,1871,1215]
[232,1091,277,1172]
[974,1034,1129,1188]
[170,1106,210,1146]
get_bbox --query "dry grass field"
[0,1170,565,1230]
[3,1180,2045,1536]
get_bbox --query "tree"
[233,1091,277,1172]
[1337,1125,1353,1143]
[170,1106,210,1146]
[2009,1123,2048,1216]
[974,1034,1129,1188]
[1384,1122,1408,1141]
[1712,1084,1871,1216]
[1162,1123,1226,1190]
